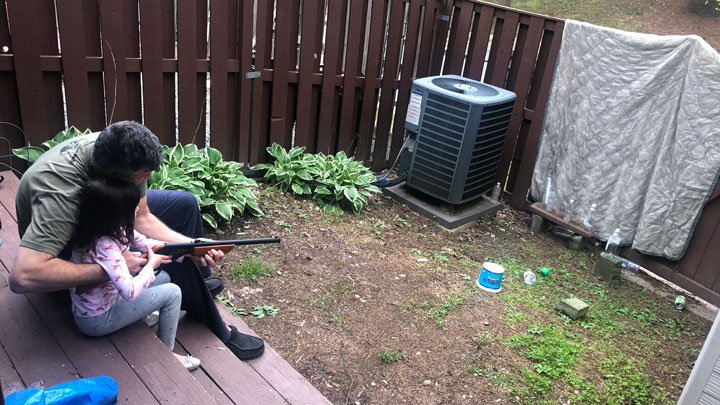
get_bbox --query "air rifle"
[153,237,281,260]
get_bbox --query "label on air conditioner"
[406,90,423,126]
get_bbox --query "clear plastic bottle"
[543,175,553,210]
[564,198,575,222]
[582,203,596,228]
[490,182,502,203]
[606,228,621,255]
[523,268,537,285]
[621,260,640,272]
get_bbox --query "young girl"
[69,176,201,371]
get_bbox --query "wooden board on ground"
[528,202,595,238]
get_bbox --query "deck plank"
[175,317,288,405]
[0,203,22,278]
[0,339,25,396]
[0,262,25,398]
[0,284,81,390]
[109,323,216,404]
[216,304,331,405]
[24,291,159,404]
[0,171,19,221]
[172,342,234,405]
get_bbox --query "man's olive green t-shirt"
[16,133,147,257]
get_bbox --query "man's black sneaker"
[205,277,224,298]
[226,326,265,360]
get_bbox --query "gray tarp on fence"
[530,20,720,260]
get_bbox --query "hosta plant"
[254,143,380,216]
[148,144,262,228]
[308,151,380,215]
[12,126,92,164]
[252,143,314,196]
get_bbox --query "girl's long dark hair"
[70,176,142,251]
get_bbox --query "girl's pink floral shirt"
[69,231,163,317]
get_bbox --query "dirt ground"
[208,186,712,404]
[205,4,719,403]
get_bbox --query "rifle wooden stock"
[191,244,235,256]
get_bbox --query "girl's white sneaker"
[183,354,201,371]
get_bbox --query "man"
[10,121,264,360]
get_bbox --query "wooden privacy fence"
[0,0,563,209]
[5,0,720,317]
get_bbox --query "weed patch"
[231,256,275,281]
[378,350,408,364]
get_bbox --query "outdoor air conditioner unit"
[404,75,516,205]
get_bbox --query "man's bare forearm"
[10,248,108,293]
[135,196,190,243]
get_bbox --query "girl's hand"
[146,244,171,269]
[122,250,148,276]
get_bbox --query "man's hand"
[122,250,148,275]
[188,248,225,267]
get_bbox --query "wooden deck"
[0,170,330,404]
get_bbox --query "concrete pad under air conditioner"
[382,183,501,231]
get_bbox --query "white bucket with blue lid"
[477,262,504,293]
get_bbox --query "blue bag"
[5,376,118,405]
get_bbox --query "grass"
[388,241,705,403]
[420,294,466,328]
[490,0,651,31]
[231,255,275,281]
[469,251,689,402]
[473,332,492,349]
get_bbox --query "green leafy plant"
[148,144,262,228]
[250,304,279,318]
[307,150,380,215]
[378,350,407,364]
[231,256,275,282]
[12,128,261,229]
[394,216,411,227]
[253,144,313,195]
[217,295,248,316]
[254,143,380,216]
[12,126,92,164]
[473,333,491,349]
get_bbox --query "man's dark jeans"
[147,189,231,342]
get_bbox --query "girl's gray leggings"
[73,270,182,350]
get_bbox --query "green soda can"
[675,295,686,310]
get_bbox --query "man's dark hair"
[70,177,142,251]
[92,121,163,176]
